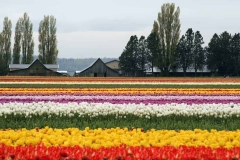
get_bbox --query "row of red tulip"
[0,143,239,160]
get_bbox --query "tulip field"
[1,77,240,159]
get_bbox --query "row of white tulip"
[0,102,239,118]
[0,82,239,85]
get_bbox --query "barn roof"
[76,58,118,74]
[105,59,119,64]
[9,59,62,76]
[79,58,99,73]
[9,61,59,69]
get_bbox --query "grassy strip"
[0,83,240,88]
[1,114,239,130]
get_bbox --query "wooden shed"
[74,58,119,77]
[9,59,63,76]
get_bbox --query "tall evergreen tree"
[192,31,205,76]
[207,32,232,76]
[38,15,58,64]
[175,28,194,76]
[206,33,220,74]
[176,35,187,76]
[147,21,160,76]
[21,13,34,64]
[119,35,139,76]
[218,31,232,75]
[13,19,22,64]
[137,36,148,76]
[156,3,181,76]
[230,33,240,76]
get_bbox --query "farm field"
[0,76,240,159]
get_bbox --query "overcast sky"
[1,0,240,58]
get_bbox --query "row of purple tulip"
[1,95,239,104]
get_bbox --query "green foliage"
[157,3,181,76]
[193,31,205,75]
[2,17,12,67]
[137,36,149,76]
[230,33,240,76]
[13,19,22,64]
[0,17,12,75]
[21,13,34,64]
[206,33,219,74]
[218,32,232,75]
[38,15,58,64]
[0,34,6,75]
[119,35,139,76]
[147,28,160,75]
[176,34,191,76]
[206,31,237,76]
[184,28,194,74]
[176,29,205,77]
[0,114,239,131]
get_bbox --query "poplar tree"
[156,3,181,76]
[0,17,12,74]
[3,17,12,65]
[0,33,4,75]
[13,19,22,64]
[38,15,58,64]
[21,13,34,64]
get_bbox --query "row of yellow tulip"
[0,88,240,95]
[1,127,240,149]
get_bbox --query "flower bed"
[0,128,240,159]
[0,77,240,159]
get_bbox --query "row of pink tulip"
[0,94,239,104]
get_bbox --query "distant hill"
[57,58,118,76]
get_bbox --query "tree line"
[119,3,240,77]
[0,13,58,75]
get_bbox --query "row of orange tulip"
[0,88,239,95]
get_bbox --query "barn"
[105,60,120,71]
[9,59,63,76]
[74,58,119,77]
[105,60,123,76]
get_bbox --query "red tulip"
[81,156,90,160]
[60,151,68,157]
